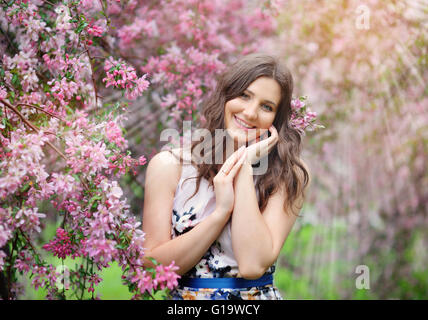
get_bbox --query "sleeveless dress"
[168,151,283,300]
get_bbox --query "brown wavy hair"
[173,53,310,216]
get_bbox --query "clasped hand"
[244,125,279,165]
[213,125,278,217]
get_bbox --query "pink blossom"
[117,19,157,47]
[14,254,33,274]
[0,86,7,99]
[102,57,149,100]
[104,121,127,149]
[291,98,305,111]
[87,24,104,37]
[15,208,46,234]
[154,261,180,290]
[0,224,12,247]
[138,156,147,166]
[125,74,150,100]
[43,228,79,259]
[84,238,117,266]
[0,250,6,271]
[131,269,154,294]
[88,274,102,293]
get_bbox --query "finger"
[247,139,268,159]
[247,128,258,142]
[268,125,278,138]
[220,145,245,175]
[265,126,278,144]
[256,129,268,142]
[257,138,270,157]
[248,128,268,145]
[228,148,247,178]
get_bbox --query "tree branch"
[0,98,67,161]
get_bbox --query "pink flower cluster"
[43,228,80,259]
[88,274,102,293]
[0,0,288,300]
[87,23,104,37]
[290,97,324,133]
[31,265,55,291]
[102,57,150,100]
[109,0,279,123]
[105,121,128,149]
[154,261,181,290]
[130,261,180,294]
[142,46,225,118]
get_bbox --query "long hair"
[174,53,310,216]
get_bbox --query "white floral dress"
[168,151,282,300]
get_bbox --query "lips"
[234,115,256,130]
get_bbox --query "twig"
[41,0,56,6]
[0,26,17,52]
[7,233,19,300]
[16,103,66,122]
[2,101,91,192]
[84,42,100,108]
[18,228,38,256]
[108,222,156,300]
[0,98,67,161]
[80,257,90,300]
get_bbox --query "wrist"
[241,162,253,175]
[212,207,231,224]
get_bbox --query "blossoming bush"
[0,0,304,300]
[267,0,428,298]
[0,0,187,300]
[0,0,317,299]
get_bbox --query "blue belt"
[178,274,273,289]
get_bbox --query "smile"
[234,115,256,130]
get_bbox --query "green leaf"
[11,73,20,87]
[19,182,32,193]
[115,243,127,250]
[146,256,158,266]
[76,22,89,34]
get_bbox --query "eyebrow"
[245,89,278,107]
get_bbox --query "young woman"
[142,53,310,300]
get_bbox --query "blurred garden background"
[1,0,427,299]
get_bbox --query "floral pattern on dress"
[188,240,234,278]
[170,284,283,300]
[171,206,197,237]
[169,162,283,300]
[170,205,282,300]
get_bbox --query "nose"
[242,101,258,121]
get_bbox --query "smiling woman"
[224,76,281,145]
[142,53,311,300]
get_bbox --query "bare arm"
[231,162,309,279]
[142,147,247,275]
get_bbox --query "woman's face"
[224,76,281,144]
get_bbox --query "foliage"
[269,0,428,299]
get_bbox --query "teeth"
[235,116,254,129]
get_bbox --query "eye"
[240,92,250,99]
[262,104,273,112]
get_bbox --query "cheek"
[224,101,240,121]
[259,114,276,128]
[225,100,240,113]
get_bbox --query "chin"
[226,127,259,145]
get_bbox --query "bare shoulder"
[145,148,183,194]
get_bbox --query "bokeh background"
[14,0,427,299]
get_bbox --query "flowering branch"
[0,98,67,161]
[15,103,66,123]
